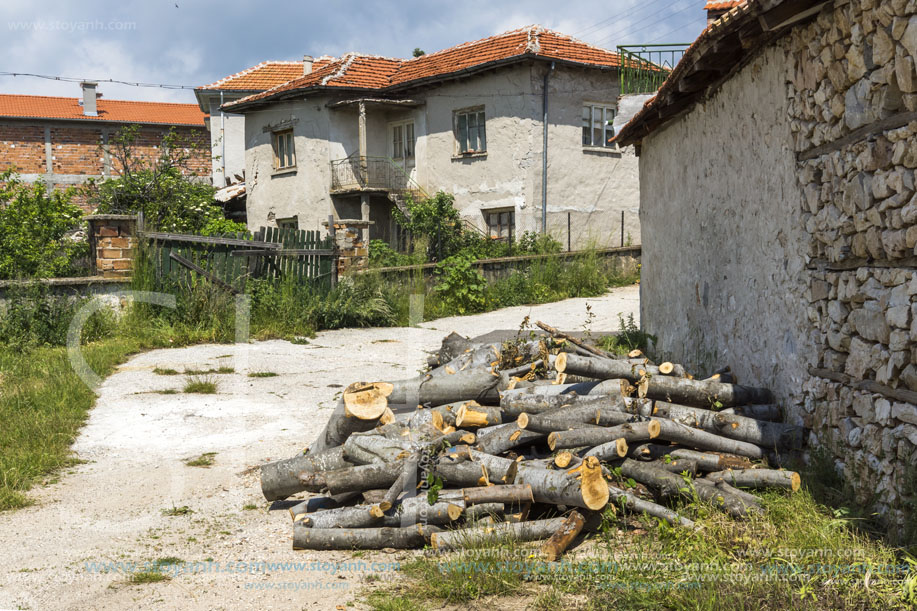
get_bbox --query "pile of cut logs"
[259,322,805,557]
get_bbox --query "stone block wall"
[87,215,138,278]
[323,219,371,275]
[786,0,917,533]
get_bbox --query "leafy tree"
[85,125,223,233]
[0,170,86,279]
[392,191,465,261]
[413,48,425,57]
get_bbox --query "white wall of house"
[203,95,247,187]
[241,60,641,248]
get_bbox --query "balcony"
[330,155,413,193]
[617,44,691,95]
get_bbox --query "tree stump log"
[260,446,352,501]
[293,524,435,550]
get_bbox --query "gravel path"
[0,285,638,611]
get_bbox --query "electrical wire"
[0,71,196,90]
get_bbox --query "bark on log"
[555,420,661,452]
[387,367,504,408]
[438,331,474,365]
[654,420,765,460]
[557,354,773,407]
[409,408,445,431]
[554,352,685,381]
[535,321,614,358]
[475,423,544,455]
[620,459,760,519]
[607,485,695,528]
[342,434,411,465]
[383,497,464,527]
[719,404,782,422]
[705,468,801,492]
[464,502,505,522]
[541,511,585,561]
[436,458,511,488]
[303,461,402,495]
[260,446,352,501]
[500,390,611,417]
[693,478,764,516]
[431,516,569,551]
[289,496,348,521]
[298,504,385,529]
[650,401,804,450]
[712,480,761,505]
[293,524,434,550]
[628,444,754,471]
[461,484,535,505]
[308,382,393,455]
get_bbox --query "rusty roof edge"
[615,0,817,146]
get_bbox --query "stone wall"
[788,0,917,533]
[323,219,370,275]
[639,0,917,535]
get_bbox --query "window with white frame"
[454,107,486,154]
[272,129,295,169]
[391,121,415,163]
[485,209,514,241]
[582,104,616,148]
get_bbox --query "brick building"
[0,83,210,209]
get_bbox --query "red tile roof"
[704,1,744,9]
[199,59,334,91]
[228,26,622,110]
[0,94,207,126]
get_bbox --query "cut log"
[308,383,393,455]
[654,420,765,460]
[649,401,804,450]
[455,404,503,428]
[475,423,544,455]
[608,485,695,528]
[298,505,384,529]
[719,404,782,422]
[289,496,348,521]
[464,502,505,522]
[436,458,512,488]
[553,451,575,469]
[620,459,760,519]
[517,404,637,434]
[342,434,411,465]
[383,497,464,527]
[557,354,773,407]
[554,352,680,381]
[554,420,661,452]
[705,468,801,492]
[628,444,754,471]
[693,478,764,517]
[712,480,761,505]
[386,367,504,409]
[461,484,535,506]
[293,524,434,550]
[438,331,474,365]
[409,408,445,431]
[470,451,608,510]
[501,390,614,417]
[260,446,352,501]
[541,511,586,561]
[535,321,613,358]
[431,516,568,551]
[303,461,402,495]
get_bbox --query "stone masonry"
[322,219,371,275]
[788,0,917,534]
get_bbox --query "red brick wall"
[0,124,45,173]
[0,121,210,179]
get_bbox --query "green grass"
[184,366,234,375]
[161,505,193,516]
[153,367,179,376]
[184,453,216,468]
[247,371,278,378]
[128,570,170,584]
[364,487,917,610]
[242,503,258,510]
[183,376,216,394]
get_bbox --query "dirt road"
[0,286,638,611]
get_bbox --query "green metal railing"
[617,44,691,95]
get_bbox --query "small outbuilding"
[617,0,917,534]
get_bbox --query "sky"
[0,0,708,105]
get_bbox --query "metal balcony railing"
[617,44,691,95]
[330,154,412,192]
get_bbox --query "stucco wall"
[639,44,812,414]
[207,97,246,186]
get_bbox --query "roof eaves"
[615,0,823,146]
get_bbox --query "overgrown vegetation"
[597,313,657,356]
[84,125,241,234]
[365,484,917,610]
[0,170,87,280]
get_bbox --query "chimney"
[81,81,98,116]
[302,55,314,76]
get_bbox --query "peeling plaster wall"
[638,44,812,419]
[206,98,246,187]
[244,99,334,232]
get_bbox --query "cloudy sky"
[1,0,707,104]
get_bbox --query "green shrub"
[433,254,486,315]
[0,284,117,349]
[0,170,87,280]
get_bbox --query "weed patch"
[184,453,216,468]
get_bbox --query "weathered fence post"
[328,215,338,290]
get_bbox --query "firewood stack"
[259,321,805,557]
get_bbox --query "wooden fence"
[143,227,336,293]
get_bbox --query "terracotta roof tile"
[229,26,622,109]
[0,94,207,126]
[200,59,335,91]
[703,1,744,10]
